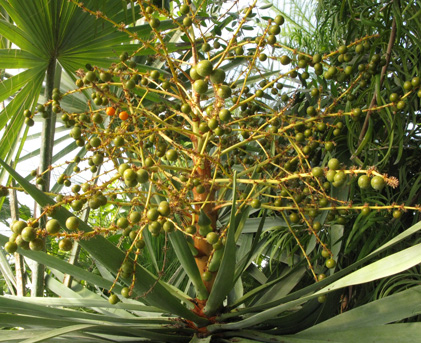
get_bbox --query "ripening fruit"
[189,67,202,81]
[106,107,116,116]
[371,176,385,191]
[396,100,406,110]
[129,211,141,223]
[119,111,129,121]
[321,249,330,258]
[100,72,112,82]
[85,71,96,82]
[123,168,137,182]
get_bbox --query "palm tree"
[0,0,420,342]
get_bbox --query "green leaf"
[0,158,208,325]
[168,230,209,300]
[301,285,421,334]
[204,172,237,316]
[21,324,95,343]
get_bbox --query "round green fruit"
[202,271,212,282]
[163,221,175,233]
[210,69,225,84]
[393,210,402,219]
[183,16,192,27]
[328,158,340,171]
[196,60,213,77]
[358,175,370,189]
[130,211,141,223]
[59,238,73,251]
[195,184,205,194]
[274,15,284,25]
[85,71,96,82]
[321,249,330,258]
[280,55,291,65]
[117,217,129,229]
[371,176,385,191]
[148,221,161,235]
[250,199,261,209]
[29,238,44,251]
[121,261,134,274]
[158,201,170,216]
[165,149,178,162]
[4,241,18,254]
[317,295,327,303]
[121,287,130,298]
[136,169,149,184]
[193,79,208,94]
[311,167,323,177]
[389,93,399,102]
[289,212,299,223]
[147,208,159,221]
[217,85,232,99]
[206,232,219,245]
[190,67,202,81]
[108,294,119,305]
[325,258,336,269]
[123,168,137,182]
[46,219,61,234]
[66,216,79,231]
[21,227,36,242]
[149,18,160,29]
[12,220,26,234]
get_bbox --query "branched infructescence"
[4,0,420,319]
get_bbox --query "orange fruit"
[119,111,129,121]
[106,107,116,116]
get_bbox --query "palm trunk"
[31,60,61,297]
